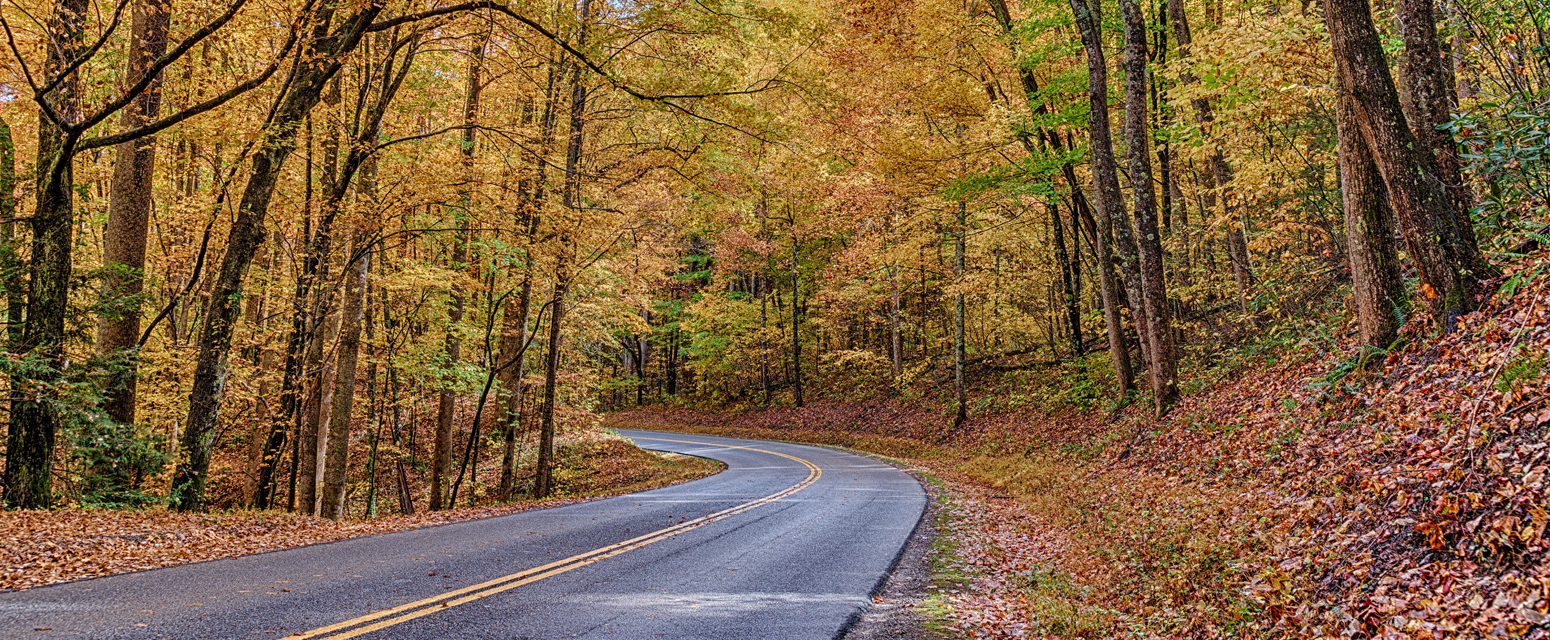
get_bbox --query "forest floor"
[605,253,1550,639]
[0,429,721,592]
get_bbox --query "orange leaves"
[1,431,717,593]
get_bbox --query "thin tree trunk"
[535,0,594,499]
[431,40,485,511]
[97,0,171,427]
[534,272,567,500]
[498,49,561,497]
[1051,201,1082,356]
[1070,0,1142,395]
[889,209,903,378]
[177,2,386,511]
[790,222,803,408]
[953,200,967,430]
[319,232,368,519]
[496,274,532,499]
[296,78,346,516]
[1122,0,1179,413]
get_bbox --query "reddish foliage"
[608,254,1550,638]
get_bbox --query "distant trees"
[0,0,1529,510]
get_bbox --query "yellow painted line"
[294,437,820,640]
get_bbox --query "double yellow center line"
[292,437,821,639]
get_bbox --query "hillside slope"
[608,254,1550,638]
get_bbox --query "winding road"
[0,430,927,639]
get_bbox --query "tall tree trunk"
[535,0,593,499]
[177,3,385,511]
[1122,0,1179,413]
[498,49,561,496]
[790,223,803,408]
[5,0,87,509]
[495,274,532,499]
[1050,202,1082,356]
[318,29,418,518]
[319,232,368,519]
[1397,0,1489,275]
[1070,0,1143,395]
[0,117,21,350]
[1337,90,1408,350]
[889,209,903,378]
[534,272,567,499]
[97,0,172,427]
[1324,0,1484,328]
[953,200,968,430]
[297,78,347,516]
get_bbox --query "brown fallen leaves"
[1,431,719,592]
[607,254,1550,639]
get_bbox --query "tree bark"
[430,40,486,511]
[889,208,903,378]
[498,49,561,497]
[533,272,567,499]
[790,223,803,408]
[319,232,368,519]
[1070,0,1142,394]
[1324,0,1483,327]
[0,117,21,350]
[1050,202,1082,357]
[535,0,593,499]
[495,274,532,499]
[5,0,87,509]
[97,0,172,427]
[176,3,385,511]
[1337,91,1408,350]
[1122,0,1179,413]
[1397,0,1489,275]
[953,200,968,430]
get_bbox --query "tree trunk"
[1122,0,1179,413]
[296,80,347,516]
[953,200,968,430]
[431,41,485,510]
[495,274,532,500]
[1324,0,1483,327]
[97,0,171,427]
[319,232,369,519]
[1070,0,1141,395]
[889,208,903,378]
[5,0,87,509]
[535,0,593,499]
[1050,201,1082,356]
[534,273,568,499]
[176,2,385,511]
[790,225,803,408]
[1397,0,1489,275]
[1337,91,1408,349]
[0,117,22,350]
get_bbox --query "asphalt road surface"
[0,430,927,639]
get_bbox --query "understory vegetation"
[609,254,1550,636]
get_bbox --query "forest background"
[1,0,1548,635]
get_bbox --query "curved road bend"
[0,429,926,639]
